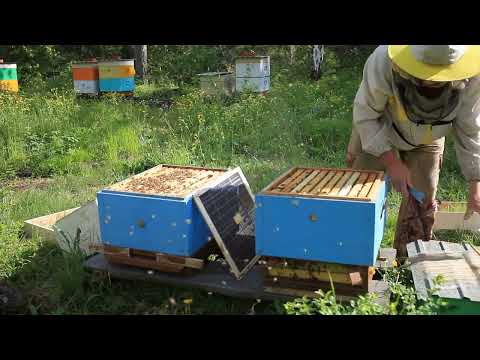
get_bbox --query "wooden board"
[407,240,480,302]
[54,201,101,256]
[348,172,369,197]
[292,170,320,193]
[261,167,384,202]
[84,253,391,305]
[434,201,480,231]
[283,169,312,193]
[309,170,335,194]
[91,242,212,273]
[338,172,361,197]
[23,208,79,243]
[358,173,378,198]
[368,175,385,201]
[299,170,328,194]
[106,164,227,198]
[328,172,352,196]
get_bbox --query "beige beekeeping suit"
[348,45,480,258]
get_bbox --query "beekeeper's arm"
[352,45,412,196]
[353,45,393,157]
[453,76,480,218]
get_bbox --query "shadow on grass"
[8,238,277,315]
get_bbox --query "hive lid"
[407,240,480,302]
[98,58,134,63]
[197,71,232,76]
[72,58,98,64]
[193,167,260,280]
[103,164,228,199]
[260,167,385,202]
[0,60,17,66]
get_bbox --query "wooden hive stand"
[262,248,397,299]
[89,240,221,275]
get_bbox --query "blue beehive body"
[96,165,227,256]
[99,78,135,92]
[255,168,387,266]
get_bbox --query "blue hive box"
[97,165,228,256]
[255,167,387,266]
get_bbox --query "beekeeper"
[346,45,480,258]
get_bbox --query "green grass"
[1,53,478,315]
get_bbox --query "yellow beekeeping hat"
[388,45,480,81]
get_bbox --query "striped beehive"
[255,167,387,266]
[0,59,19,92]
[72,59,99,95]
[98,58,135,94]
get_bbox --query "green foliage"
[0,45,472,314]
[283,266,449,315]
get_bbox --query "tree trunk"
[289,45,296,65]
[129,45,148,81]
[311,45,324,81]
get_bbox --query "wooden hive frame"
[261,167,385,202]
[105,164,228,199]
[262,248,397,298]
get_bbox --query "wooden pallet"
[263,248,396,298]
[90,240,220,274]
[264,257,373,288]
[84,251,393,307]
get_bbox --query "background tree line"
[0,45,376,87]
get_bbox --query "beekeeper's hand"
[346,152,355,168]
[465,181,480,220]
[380,150,412,198]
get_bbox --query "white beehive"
[198,72,235,96]
[235,56,270,93]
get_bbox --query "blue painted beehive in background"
[97,165,228,256]
[255,167,387,266]
[98,58,135,94]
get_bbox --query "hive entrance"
[262,167,384,201]
[107,165,226,198]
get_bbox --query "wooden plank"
[292,170,320,193]
[283,169,312,193]
[347,172,369,198]
[338,172,361,197]
[261,167,298,193]
[275,168,304,191]
[264,190,371,202]
[91,244,205,270]
[178,171,221,197]
[85,253,391,307]
[106,253,186,273]
[262,166,385,193]
[263,277,369,296]
[285,166,383,176]
[308,171,335,194]
[367,174,384,200]
[106,164,226,198]
[23,208,79,243]
[318,171,344,195]
[328,171,352,196]
[358,173,378,198]
[161,164,227,172]
[300,170,328,194]
[156,253,204,270]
